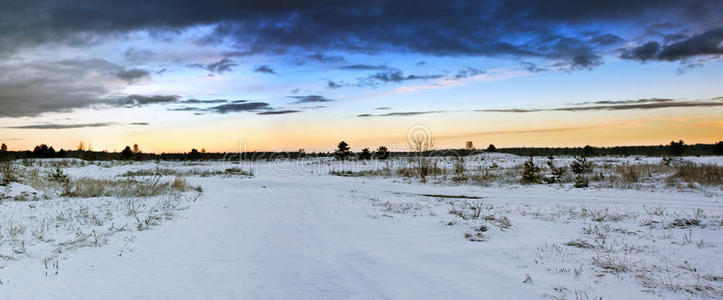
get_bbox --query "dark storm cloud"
[189,57,237,74]
[289,95,335,104]
[0,1,720,68]
[6,122,113,129]
[129,122,150,125]
[621,27,723,61]
[620,41,661,61]
[254,65,275,74]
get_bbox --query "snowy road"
[1,168,537,299]
[1,161,719,299]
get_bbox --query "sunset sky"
[1,1,721,152]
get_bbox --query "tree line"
[1,140,721,161]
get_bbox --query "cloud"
[327,81,343,89]
[0,1,721,69]
[189,57,237,74]
[357,97,723,117]
[574,98,673,105]
[179,99,229,104]
[129,122,150,125]
[520,61,546,73]
[360,71,443,86]
[257,110,300,115]
[115,68,150,82]
[620,41,661,61]
[299,53,346,64]
[621,27,723,61]
[590,33,624,46]
[254,65,275,74]
[357,110,446,117]
[113,95,180,107]
[479,98,723,113]
[208,102,271,114]
[0,59,147,117]
[289,95,335,104]
[454,67,486,79]
[340,64,394,71]
[375,107,391,110]
[5,122,113,129]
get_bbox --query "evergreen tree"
[520,157,541,184]
[334,141,352,160]
[0,143,7,152]
[486,144,496,152]
[358,147,372,160]
[669,140,685,156]
[374,146,390,160]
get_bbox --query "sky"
[0,0,722,152]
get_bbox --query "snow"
[0,157,721,299]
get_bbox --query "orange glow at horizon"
[2,107,721,153]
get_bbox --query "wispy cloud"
[289,95,335,104]
[6,122,113,129]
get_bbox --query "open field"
[0,154,721,299]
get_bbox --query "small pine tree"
[375,146,390,160]
[570,156,592,188]
[334,141,352,160]
[520,157,541,184]
[716,141,723,155]
[0,143,7,152]
[486,144,496,152]
[570,156,592,174]
[544,156,566,184]
[452,156,467,182]
[358,148,372,160]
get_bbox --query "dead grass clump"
[63,176,176,198]
[171,177,188,192]
[0,162,19,185]
[592,254,631,272]
[667,163,722,186]
[667,218,701,228]
[564,239,595,249]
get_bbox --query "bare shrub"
[0,162,19,185]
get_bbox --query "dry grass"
[667,163,722,186]
[122,167,253,177]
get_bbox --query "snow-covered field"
[0,155,721,299]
